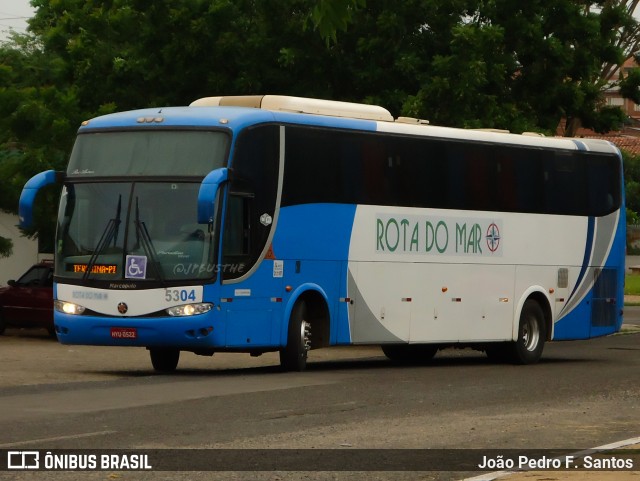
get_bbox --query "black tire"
[0,310,5,335]
[150,348,180,372]
[381,344,438,364]
[280,301,311,372]
[507,299,546,364]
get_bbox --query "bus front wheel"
[280,301,311,372]
[508,299,546,364]
[149,348,180,372]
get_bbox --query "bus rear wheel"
[280,301,311,372]
[382,344,438,364]
[149,348,180,372]
[507,299,546,364]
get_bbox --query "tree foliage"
[309,0,366,43]
[1,0,640,252]
[623,150,640,224]
[402,0,640,134]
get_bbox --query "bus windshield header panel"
[67,130,229,177]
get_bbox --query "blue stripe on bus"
[553,299,592,339]
[554,215,595,340]
[554,212,624,339]
[273,203,356,260]
[572,140,588,151]
[567,215,595,304]
[272,203,357,344]
[80,107,379,134]
[602,208,626,334]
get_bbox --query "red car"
[0,262,54,337]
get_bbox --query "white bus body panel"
[347,205,589,344]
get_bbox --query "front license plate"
[110,327,137,339]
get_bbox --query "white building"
[0,211,40,285]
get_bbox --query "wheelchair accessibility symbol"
[125,255,147,279]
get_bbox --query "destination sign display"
[68,264,118,275]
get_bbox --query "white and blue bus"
[19,95,625,371]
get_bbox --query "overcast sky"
[0,0,35,41]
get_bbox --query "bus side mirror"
[197,168,228,224]
[19,170,65,228]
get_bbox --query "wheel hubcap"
[523,316,540,352]
[301,320,311,351]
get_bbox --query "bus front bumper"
[54,311,222,348]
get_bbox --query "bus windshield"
[56,129,229,283]
[67,130,228,177]
[56,182,218,283]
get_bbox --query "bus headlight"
[54,300,86,315]
[166,303,213,317]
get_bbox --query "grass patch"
[625,274,640,296]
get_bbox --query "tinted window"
[282,126,621,217]
[68,130,229,177]
[223,125,280,280]
[17,266,52,287]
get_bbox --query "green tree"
[23,0,640,132]
[623,150,640,223]
[0,32,77,256]
[313,0,640,135]
[600,1,640,114]
[399,1,640,134]
[309,0,366,43]
[27,0,328,106]
[3,0,640,251]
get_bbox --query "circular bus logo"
[117,302,128,314]
[486,223,501,252]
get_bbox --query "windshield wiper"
[133,197,166,284]
[83,195,121,281]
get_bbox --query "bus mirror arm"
[197,167,229,224]
[18,170,66,228]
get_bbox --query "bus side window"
[587,156,620,216]
[359,138,388,205]
[223,193,251,258]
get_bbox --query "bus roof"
[190,95,395,121]
[78,95,620,155]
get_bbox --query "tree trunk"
[564,117,582,137]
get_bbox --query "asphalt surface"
[0,261,638,480]
[472,301,640,481]
[0,327,638,481]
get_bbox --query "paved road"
[624,305,640,327]
[0,325,638,481]
[627,255,640,272]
